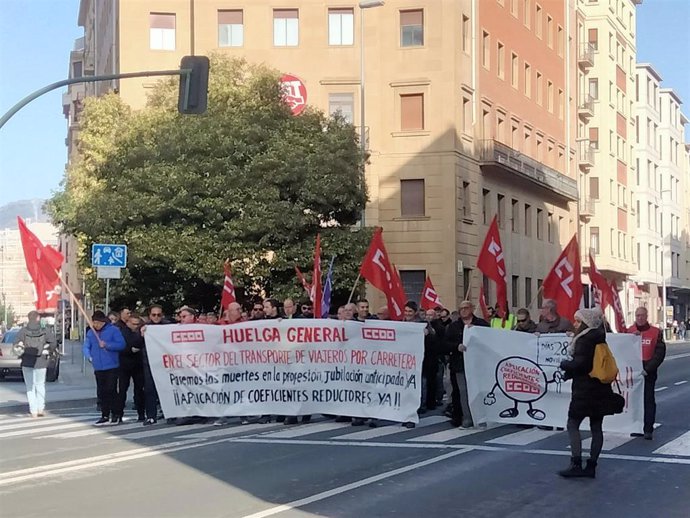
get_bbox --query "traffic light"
[178,55,209,114]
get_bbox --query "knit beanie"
[574,308,603,329]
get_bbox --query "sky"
[0,0,689,207]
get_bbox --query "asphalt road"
[1,343,688,518]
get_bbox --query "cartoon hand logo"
[484,392,496,406]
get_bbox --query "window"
[72,61,83,78]
[547,212,554,242]
[524,203,532,236]
[537,208,543,240]
[589,177,599,199]
[512,276,520,308]
[482,31,490,68]
[498,194,506,228]
[462,97,471,133]
[558,89,564,119]
[400,179,425,217]
[590,227,599,254]
[329,93,354,123]
[218,10,244,47]
[589,78,598,99]
[400,10,424,47]
[524,63,531,96]
[463,268,472,298]
[482,189,490,224]
[589,127,599,149]
[511,199,519,232]
[328,8,354,45]
[547,15,553,48]
[588,28,598,50]
[524,0,531,27]
[497,42,505,79]
[557,25,564,56]
[511,53,519,88]
[525,278,533,307]
[149,13,175,50]
[462,181,471,218]
[511,0,519,16]
[547,80,553,112]
[535,4,542,38]
[400,270,426,304]
[462,15,470,53]
[537,279,543,307]
[273,9,299,47]
[536,72,543,105]
[400,94,424,131]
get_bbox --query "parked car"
[0,324,61,382]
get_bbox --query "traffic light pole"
[0,69,191,130]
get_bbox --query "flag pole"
[57,274,96,333]
[528,284,544,313]
[463,269,476,301]
[347,273,361,305]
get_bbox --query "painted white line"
[178,421,283,440]
[487,428,560,446]
[582,432,634,451]
[43,422,144,439]
[674,381,688,386]
[0,415,96,432]
[109,424,214,441]
[334,416,448,441]
[653,431,690,457]
[239,449,472,518]
[655,386,668,392]
[666,352,690,361]
[0,421,99,439]
[0,413,94,426]
[407,425,500,443]
[259,421,352,439]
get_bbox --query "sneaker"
[460,421,474,429]
[301,415,312,424]
[241,417,250,425]
[335,416,352,423]
[137,415,146,423]
[284,417,299,425]
[94,417,109,426]
[213,418,230,426]
[644,432,653,440]
[257,415,271,424]
[143,418,157,426]
[351,418,366,426]
[111,416,123,425]
[369,420,379,428]
[630,432,644,438]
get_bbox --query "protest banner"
[463,327,643,432]
[145,320,425,422]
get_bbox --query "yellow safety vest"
[491,314,516,330]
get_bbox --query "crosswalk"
[1,412,689,459]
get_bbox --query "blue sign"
[92,244,127,267]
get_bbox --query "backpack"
[589,343,619,383]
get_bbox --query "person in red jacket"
[627,306,666,440]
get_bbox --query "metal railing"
[478,139,578,200]
[580,198,596,216]
[579,144,594,167]
[578,94,595,115]
[578,42,595,65]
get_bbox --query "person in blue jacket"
[83,310,126,425]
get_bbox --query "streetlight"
[359,0,384,228]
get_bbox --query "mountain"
[0,199,50,229]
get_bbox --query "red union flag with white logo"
[359,228,405,320]
[280,74,307,116]
[543,235,582,322]
[608,280,626,332]
[476,216,508,317]
[420,276,444,311]
[220,261,237,311]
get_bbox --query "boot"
[583,459,597,478]
[558,456,585,478]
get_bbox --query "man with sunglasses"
[250,303,265,321]
[514,308,537,333]
[140,305,171,425]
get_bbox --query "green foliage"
[0,301,16,327]
[48,55,370,313]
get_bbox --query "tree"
[0,298,16,328]
[49,55,371,312]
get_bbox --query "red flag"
[478,284,491,321]
[476,216,508,317]
[608,280,626,332]
[294,266,312,299]
[220,261,237,310]
[312,234,322,319]
[17,217,64,312]
[589,253,612,311]
[420,276,444,311]
[359,227,405,320]
[542,235,582,323]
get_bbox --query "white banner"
[464,328,644,432]
[145,320,425,422]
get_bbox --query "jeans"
[22,367,46,415]
[643,370,658,434]
[95,368,119,419]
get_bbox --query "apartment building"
[69,0,580,310]
[632,64,690,323]
[576,0,640,322]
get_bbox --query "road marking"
[0,421,100,439]
[666,352,690,361]
[239,449,473,518]
[334,416,448,441]
[42,422,143,439]
[408,424,502,443]
[109,423,214,441]
[179,422,284,440]
[582,432,634,451]
[0,415,96,432]
[655,386,668,392]
[674,381,688,386]
[487,428,560,446]
[258,421,352,439]
[653,431,690,456]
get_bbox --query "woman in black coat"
[558,308,614,479]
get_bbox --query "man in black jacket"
[441,300,489,428]
[115,314,145,423]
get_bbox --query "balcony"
[578,43,595,69]
[578,143,594,170]
[478,140,578,201]
[578,95,595,120]
[579,198,596,220]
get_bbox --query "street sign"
[97,266,122,279]
[92,244,127,267]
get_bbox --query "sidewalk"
[0,340,96,411]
